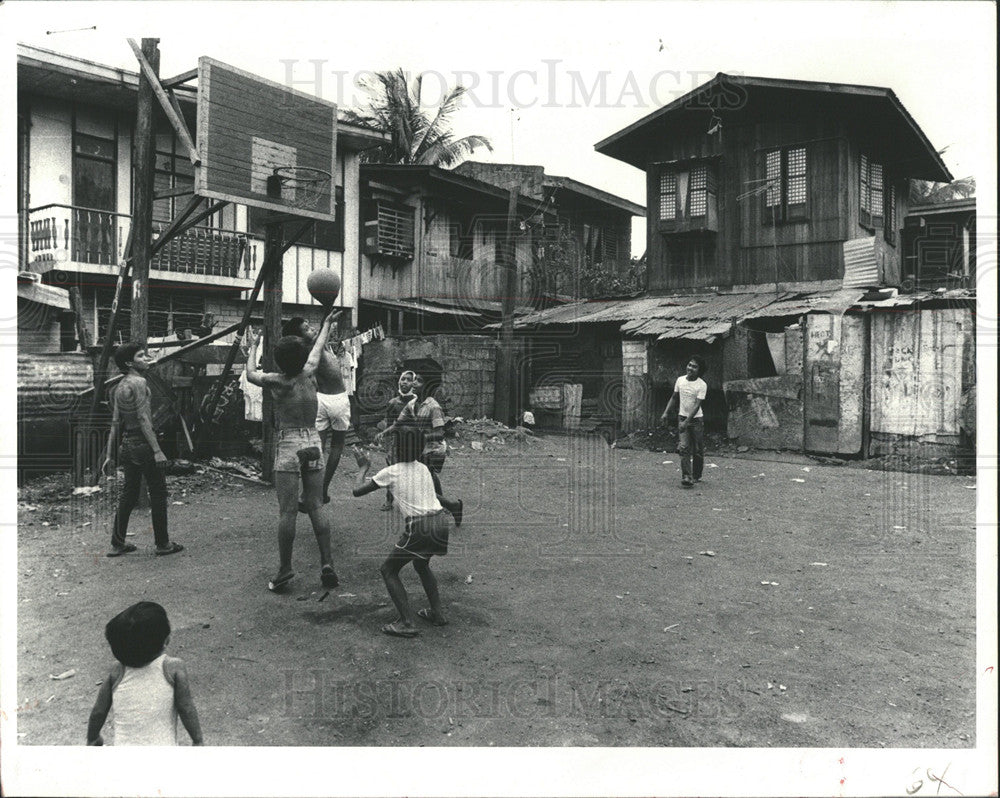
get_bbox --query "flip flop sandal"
[155,542,185,556]
[381,622,419,638]
[107,543,138,558]
[268,572,295,592]
[417,608,448,626]
[320,566,339,588]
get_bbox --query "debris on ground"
[71,486,102,497]
[49,669,76,681]
[447,417,543,451]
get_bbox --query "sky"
[2,1,997,259]
[1,3,997,796]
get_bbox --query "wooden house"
[453,162,645,297]
[358,164,554,334]
[595,73,952,293]
[510,74,975,458]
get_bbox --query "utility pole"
[131,38,159,346]
[260,222,284,481]
[494,186,520,426]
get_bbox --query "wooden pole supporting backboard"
[130,38,159,347]
[128,39,200,168]
[494,187,520,426]
[261,222,283,482]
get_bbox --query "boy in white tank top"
[87,602,203,746]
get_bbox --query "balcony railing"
[27,204,256,280]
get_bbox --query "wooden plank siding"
[645,90,914,291]
[361,192,534,306]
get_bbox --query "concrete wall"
[621,339,649,432]
[870,307,973,455]
[357,335,497,421]
[723,375,804,450]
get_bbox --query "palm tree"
[346,69,492,166]
[909,176,976,205]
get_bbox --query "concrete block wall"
[358,335,498,420]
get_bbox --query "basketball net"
[271,167,332,215]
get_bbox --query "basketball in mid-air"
[306,268,341,307]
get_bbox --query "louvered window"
[869,162,883,218]
[376,202,414,258]
[884,183,897,246]
[860,153,885,231]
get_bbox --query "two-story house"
[16,44,385,478]
[453,162,645,298]
[509,74,975,457]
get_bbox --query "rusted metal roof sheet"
[17,353,93,419]
[513,292,804,341]
[743,288,867,318]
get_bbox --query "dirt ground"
[14,434,977,748]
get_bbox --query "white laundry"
[240,341,263,422]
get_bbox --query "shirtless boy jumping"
[247,309,340,592]
[281,316,350,507]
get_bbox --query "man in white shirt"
[661,356,708,488]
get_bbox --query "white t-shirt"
[674,376,707,418]
[372,462,443,518]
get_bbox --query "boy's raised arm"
[302,309,341,377]
[245,330,268,387]
[352,445,380,497]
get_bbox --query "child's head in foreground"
[105,601,171,668]
[394,426,425,464]
[273,335,310,376]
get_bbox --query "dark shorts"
[396,510,453,560]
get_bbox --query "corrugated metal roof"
[842,238,879,288]
[364,297,483,318]
[742,288,867,318]
[509,287,889,341]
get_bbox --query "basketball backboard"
[196,57,337,222]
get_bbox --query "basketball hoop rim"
[272,166,333,186]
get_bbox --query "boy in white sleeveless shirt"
[87,601,203,746]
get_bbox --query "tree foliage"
[909,176,976,205]
[529,226,645,300]
[345,69,492,166]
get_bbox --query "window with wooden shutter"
[765,150,782,210]
[763,146,808,223]
[870,161,883,220]
[860,153,871,227]
[688,164,708,217]
[884,182,896,246]
[786,147,807,208]
[659,170,677,220]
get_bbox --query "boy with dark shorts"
[247,309,340,592]
[661,355,708,488]
[352,428,458,638]
[102,343,183,557]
